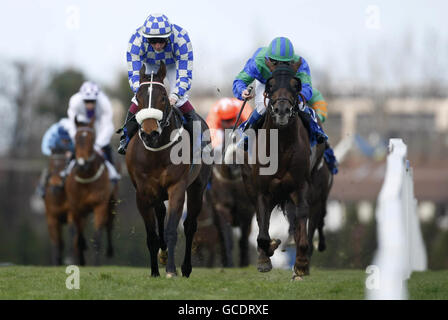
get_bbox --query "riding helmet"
[267,37,295,62]
[141,13,172,38]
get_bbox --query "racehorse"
[44,151,70,265]
[207,142,255,267]
[65,117,117,265]
[240,58,325,280]
[125,62,211,278]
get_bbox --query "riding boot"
[298,110,327,144]
[117,110,139,155]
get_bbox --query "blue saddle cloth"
[323,146,338,175]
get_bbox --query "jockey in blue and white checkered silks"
[117,13,197,155]
[229,36,328,153]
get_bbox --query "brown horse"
[125,62,211,278]
[240,59,325,280]
[207,139,255,267]
[65,117,117,265]
[44,151,70,265]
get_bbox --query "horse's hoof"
[166,272,177,279]
[291,274,304,281]
[181,264,192,278]
[257,258,272,273]
[151,272,160,278]
[294,266,309,277]
[158,249,168,265]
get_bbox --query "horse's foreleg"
[256,194,277,273]
[154,201,167,265]
[72,211,86,266]
[290,184,311,279]
[165,182,187,278]
[239,218,252,267]
[215,205,234,268]
[136,194,160,277]
[93,203,109,266]
[317,203,327,252]
[106,197,116,258]
[47,214,63,265]
[182,181,205,277]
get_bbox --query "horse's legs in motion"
[182,180,206,277]
[291,183,311,279]
[239,219,252,267]
[47,215,63,265]
[317,202,327,252]
[72,212,87,266]
[165,182,187,277]
[136,194,160,277]
[216,207,234,268]
[106,198,115,258]
[92,203,110,266]
[256,194,279,272]
[154,201,167,265]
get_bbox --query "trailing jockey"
[36,118,74,198]
[206,98,253,149]
[229,36,328,152]
[117,13,199,155]
[66,81,120,182]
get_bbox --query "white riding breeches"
[254,80,268,115]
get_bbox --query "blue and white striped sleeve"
[172,27,193,98]
[126,31,145,94]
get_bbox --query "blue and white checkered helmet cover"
[79,81,99,101]
[141,13,172,38]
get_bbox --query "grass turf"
[0,266,447,300]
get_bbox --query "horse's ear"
[291,58,302,73]
[265,57,275,72]
[74,116,79,127]
[88,116,95,128]
[157,62,166,80]
[139,64,147,80]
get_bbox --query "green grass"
[0,266,447,300]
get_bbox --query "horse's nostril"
[274,107,279,113]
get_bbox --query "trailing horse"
[239,59,325,280]
[44,151,70,265]
[125,62,211,278]
[65,118,117,265]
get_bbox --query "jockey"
[206,98,253,148]
[67,82,120,182]
[36,118,74,198]
[118,13,198,155]
[232,36,328,151]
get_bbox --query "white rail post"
[366,138,427,300]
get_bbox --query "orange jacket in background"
[206,98,253,148]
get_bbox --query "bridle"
[74,126,105,184]
[264,64,305,118]
[137,72,183,151]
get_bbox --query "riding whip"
[231,86,253,133]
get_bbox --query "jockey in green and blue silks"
[232,37,327,149]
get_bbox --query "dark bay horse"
[65,118,117,265]
[125,63,211,278]
[44,152,70,265]
[240,59,325,280]
[207,141,255,267]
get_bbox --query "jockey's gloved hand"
[169,93,179,106]
[242,88,254,100]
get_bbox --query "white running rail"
[366,138,427,300]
